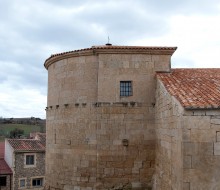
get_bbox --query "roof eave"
[14,150,45,153]
[44,46,177,70]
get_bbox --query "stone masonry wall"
[154,79,184,190]
[97,53,171,103]
[47,55,98,106]
[155,78,220,190]
[182,109,220,190]
[13,152,45,190]
[46,102,155,190]
[45,49,174,190]
[95,103,155,189]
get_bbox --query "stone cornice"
[44,45,177,69]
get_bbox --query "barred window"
[120,81,132,96]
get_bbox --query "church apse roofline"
[44,45,177,69]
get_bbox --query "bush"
[10,128,24,138]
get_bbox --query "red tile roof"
[0,142,4,158]
[7,133,46,152]
[48,45,177,58]
[0,159,12,174]
[157,69,220,109]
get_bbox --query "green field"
[0,124,45,142]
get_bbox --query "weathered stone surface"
[214,142,220,155]
[45,46,220,190]
[45,48,175,190]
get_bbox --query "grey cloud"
[136,0,220,15]
[0,60,47,94]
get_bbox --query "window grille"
[120,81,132,96]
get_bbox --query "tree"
[10,128,24,138]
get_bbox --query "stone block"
[183,129,191,142]
[214,142,220,155]
[161,140,171,150]
[81,187,92,190]
[206,111,220,116]
[81,160,89,167]
[183,182,190,190]
[134,161,143,168]
[215,132,220,144]
[211,118,220,125]
[80,177,89,182]
[104,168,114,176]
[89,177,96,183]
[183,156,192,169]
[190,129,215,142]
[193,111,206,116]
[131,182,142,188]
[132,168,140,174]
[183,142,213,155]
[182,116,211,129]
[64,185,80,190]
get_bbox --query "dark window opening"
[120,81,132,96]
[0,176,7,186]
[32,178,43,187]
[26,155,35,165]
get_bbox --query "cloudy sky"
[0,0,220,119]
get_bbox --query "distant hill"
[0,117,45,125]
[0,117,46,142]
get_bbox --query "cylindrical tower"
[44,45,176,190]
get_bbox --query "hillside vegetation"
[0,123,45,142]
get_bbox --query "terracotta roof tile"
[157,69,220,109]
[0,158,12,174]
[7,133,46,152]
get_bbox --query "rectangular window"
[0,176,6,186]
[26,155,35,165]
[19,179,26,188]
[32,178,43,187]
[120,81,132,96]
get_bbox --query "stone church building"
[44,45,220,190]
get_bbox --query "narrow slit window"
[120,81,132,96]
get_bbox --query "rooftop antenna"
[106,36,112,46]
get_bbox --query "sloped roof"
[157,69,220,109]
[0,159,12,174]
[7,133,46,152]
